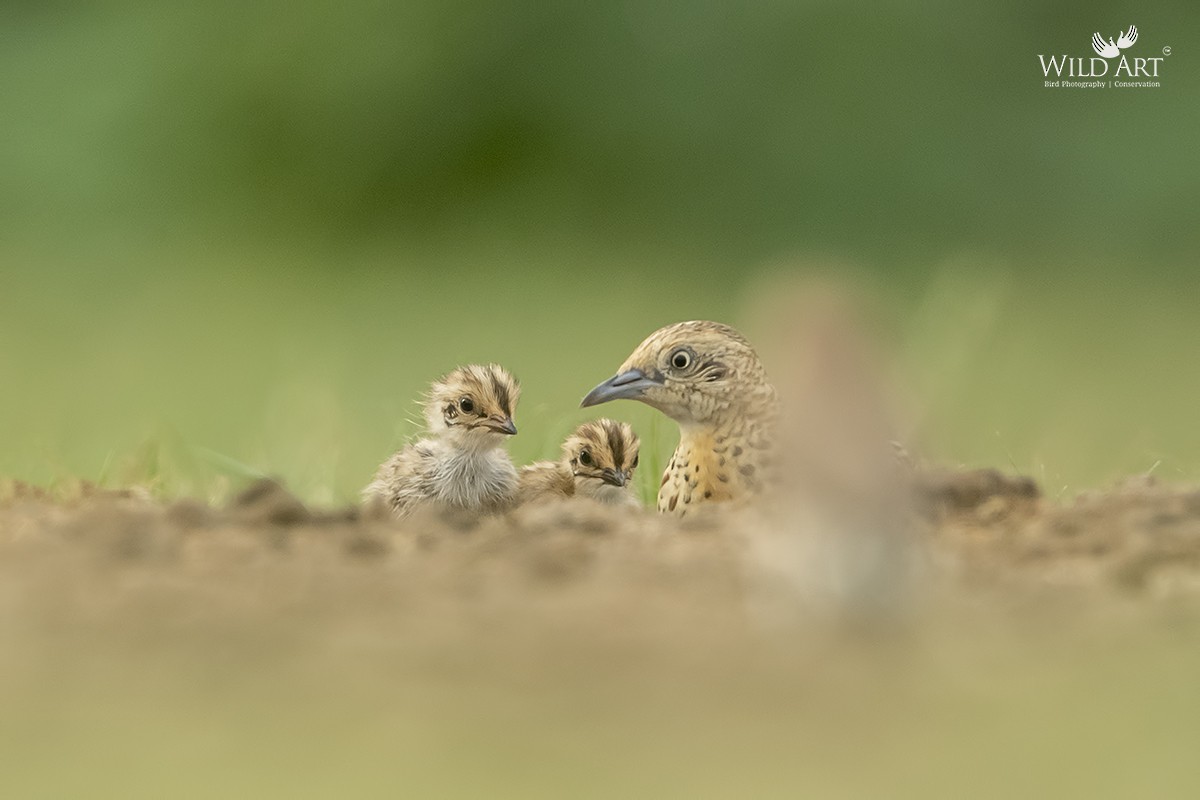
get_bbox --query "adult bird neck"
[658,415,773,515]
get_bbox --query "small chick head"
[563,419,640,501]
[424,364,520,444]
[580,321,771,425]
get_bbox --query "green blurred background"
[2,1,1198,503]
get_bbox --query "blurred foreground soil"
[2,473,1199,798]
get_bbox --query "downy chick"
[364,364,520,517]
[519,419,641,507]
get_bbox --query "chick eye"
[579,450,593,466]
[670,349,692,370]
[458,397,474,414]
[631,454,639,468]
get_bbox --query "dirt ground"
[2,472,1200,798]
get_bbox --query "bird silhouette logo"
[1092,26,1137,58]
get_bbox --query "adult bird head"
[425,363,520,445]
[580,321,773,426]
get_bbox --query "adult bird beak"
[482,416,518,435]
[601,468,628,487]
[580,369,663,408]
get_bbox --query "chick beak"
[483,416,518,435]
[601,468,628,487]
[580,368,663,408]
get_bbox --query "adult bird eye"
[459,397,474,414]
[670,349,692,370]
[579,450,593,466]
